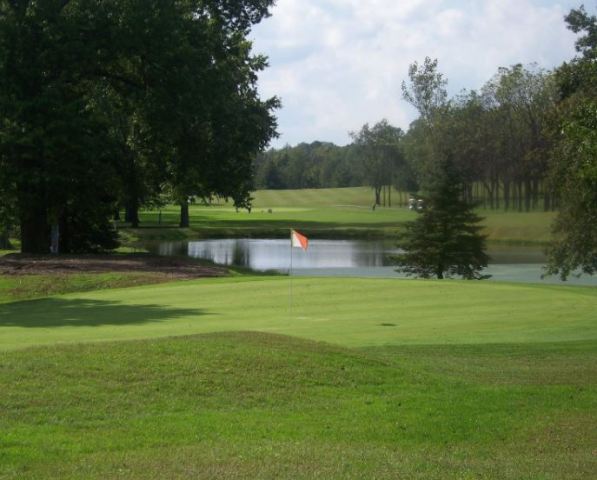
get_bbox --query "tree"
[545,5,597,279]
[401,57,448,127]
[350,120,404,206]
[401,57,450,190]
[482,64,556,211]
[0,0,277,248]
[394,157,489,279]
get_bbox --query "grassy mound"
[1,332,595,479]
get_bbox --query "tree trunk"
[524,178,532,212]
[0,230,11,250]
[179,202,190,228]
[544,189,552,212]
[374,187,381,206]
[503,181,510,211]
[532,178,540,210]
[20,204,49,254]
[125,201,139,228]
[58,210,70,254]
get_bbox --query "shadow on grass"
[0,298,206,328]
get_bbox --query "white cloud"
[251,0,580,147]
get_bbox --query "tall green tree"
[0,0,277,249]
[350,120,404,206]
[401,57,450,186]
[394,157,489,280]
[545,5,597,279]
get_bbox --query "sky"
[250,0,586,148]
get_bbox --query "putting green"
[1,277,595,351]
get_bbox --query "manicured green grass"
[1,276,596,478]
[129,187,554,244]
[253,186,381,207]
[1,277,595,351]
[1,332,595,479]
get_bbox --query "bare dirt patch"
[0,254,226,279]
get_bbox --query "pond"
[148,238,596,286]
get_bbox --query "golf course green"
[1,275,596,479]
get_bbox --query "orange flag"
[290,229,308,251]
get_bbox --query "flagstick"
[289,230,293,319]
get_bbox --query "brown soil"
[0,254,227,279]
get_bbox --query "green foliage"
[350,120,408,205]
[545,5,597,280]
[255,142,364,190]
[394,158,489,279]
[0,0,277,251]
[401,56,448,124]
[565,5,597,57]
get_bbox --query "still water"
[151,238,596,286]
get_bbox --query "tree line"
[256,61,559,212]
[399,5,596,280]
[0,0,278,253]
[256,6,594,220]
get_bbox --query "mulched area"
[0,254,226,279]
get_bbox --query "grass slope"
[1,332,595,479]
[0,273,170,304]
[1,277,595,351]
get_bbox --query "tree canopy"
[545,4,597,279]
[0,0,278,252]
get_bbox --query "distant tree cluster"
[0,0,278,253]
[254,142,363,190]
[257,62,561,213]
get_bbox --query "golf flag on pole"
[291,229,308,251]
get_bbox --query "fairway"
[130,187,555,244]
[1,277,595,351]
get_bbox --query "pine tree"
[394,157,489,279]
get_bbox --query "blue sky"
[250,0,588,148]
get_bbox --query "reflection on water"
[154,238,546,271]
[156,239,399,271]
[150,238,596,285]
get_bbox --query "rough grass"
[0,273,171,304]
[1,332,595,479]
